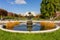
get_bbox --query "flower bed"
[40,22,56,30]
[5,21,20,29]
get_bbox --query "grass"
[0,29,60,40]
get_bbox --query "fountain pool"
[0,21,59,33]
[13,23,41,31]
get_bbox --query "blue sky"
[0,0,42,14]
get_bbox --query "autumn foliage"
[0,9,8,16]
[40,22,56,30]
[5,21,20,29]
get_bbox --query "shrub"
[5,21,20,29]
[40,22,56,30]
[13,21,20,25]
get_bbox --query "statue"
[26,12,33,31]
[26,12,33,20]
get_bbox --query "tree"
[14,14,19,17]
[8,12,14,17]
[0,9,8,16]
[41,0,60,19]
[0,9,8,19]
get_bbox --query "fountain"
[0,12,59,33]
[27,20,33,31]
[26,12,33,31]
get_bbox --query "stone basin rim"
[0,25,60,33]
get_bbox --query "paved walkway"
[0,20,60,23]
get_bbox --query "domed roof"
[24,12,36,16]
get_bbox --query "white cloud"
[15,0,26,4]
[8,0,26,4]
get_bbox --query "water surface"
[13,23,41,31]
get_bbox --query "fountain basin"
[0,24,59,33]
[0,21,60,33]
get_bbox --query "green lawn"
[0,29,60,40]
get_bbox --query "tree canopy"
[0,9,8,16]
[41,0,60,19]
